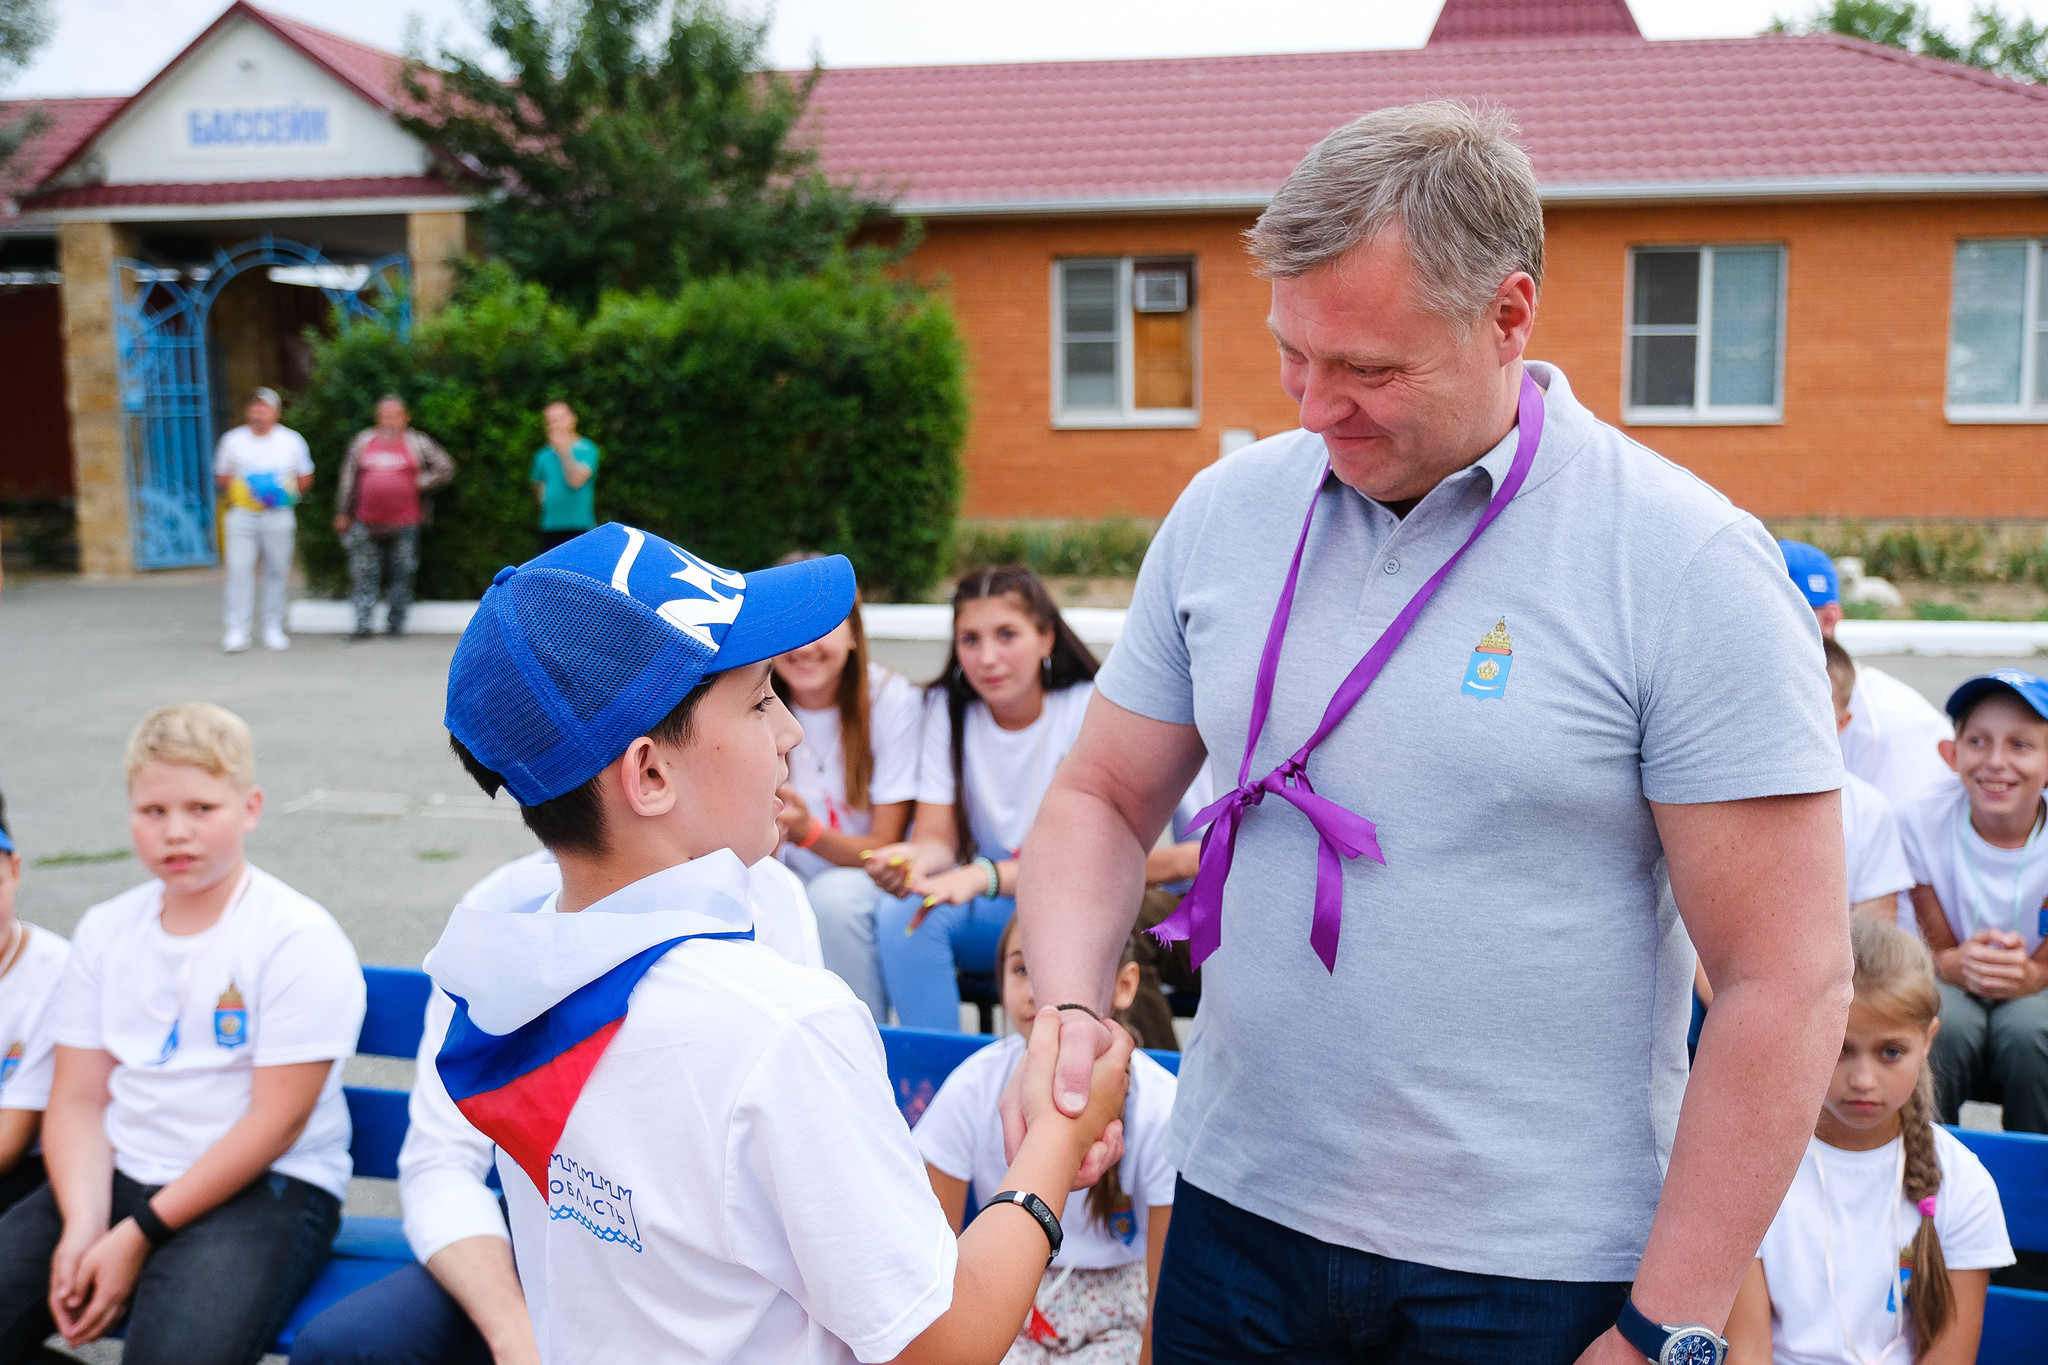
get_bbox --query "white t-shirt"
[1843,773,1914,908]
[1758,1129,2012,1365]
[1842,666,1956,811]
[0,924,72,1113]
[1898,785,2048,953]
[780,664,924,882]
[213,425,314,512]
[51,869,366,1197]
[917,682,1095,860]
[912,1033,1177,1270]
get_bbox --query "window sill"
[1052,409,1201,430]
[1945,408,2048,424]
[1623,408,1783,427]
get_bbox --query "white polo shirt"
[1758,1129,2011,1365]
[918,682,1094,860]
[913,1033,1177,1269]
[51,869,365,1197]
[426,852,955,1364]
[0,924,71,1113]
[1841,666,1955,811]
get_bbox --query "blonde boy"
[0,704,364,1364]
[427,525,1133,1364]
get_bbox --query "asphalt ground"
[0,572,2007,1360]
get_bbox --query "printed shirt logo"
[1107,1196,1138,1246]
[0,1040,21,1088]
[214,981,249,1050]
[1461,619,1514,700]
[549,1152,642,1252]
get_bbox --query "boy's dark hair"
[1821,637,1856,714]
[450,678,715,856]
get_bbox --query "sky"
[11,0,2048,96]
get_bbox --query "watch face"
[1664,1331,1724,1365]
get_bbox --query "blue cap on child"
[1945,670,2048,726]
[0,826,12,854]
[1778,540,1839,608]
[446,523,855,806]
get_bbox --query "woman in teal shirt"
[530,401,599,551]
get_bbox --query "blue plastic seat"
[1945,1126,2048,1365]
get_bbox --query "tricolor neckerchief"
[425,853,756,1195]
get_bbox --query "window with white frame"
[1624,245,1785,423]
[1947,239,2048,420]
[1054,257,1197,426]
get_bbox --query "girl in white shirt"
[771,581,923,1021]
[865,566,1101,1031]
[1727,918,2013,1365]
[914,916,1177,1364]
[0,804,72,1220]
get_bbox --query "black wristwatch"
[987,1189,1063,1259]
[1616,1299,1727,1365]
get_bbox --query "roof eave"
[891,173,2048,218]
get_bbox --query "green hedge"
[294,264,966,601]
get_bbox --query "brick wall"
[910,196,2048,521]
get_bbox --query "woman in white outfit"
[771,576,924,1021]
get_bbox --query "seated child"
[1726,917,2012,1365]
[1823,640,1916,922]
[0,703,366,1365]
[913,919,1176,1364]
[424,525,1134,1364]
[0,791,72,1219]
[1896,670,2048,1133]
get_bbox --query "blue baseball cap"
[446,524,855,805]
[1945,670,2048,726]
[1778,540,1840,608]
[0,826,12,854]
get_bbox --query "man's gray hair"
[1247,101,1544,322]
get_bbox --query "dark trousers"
[1154,1178,1630,1365]
[343,523,420,634]
[0,1169,340,1365]
[0,1158,44,1222]
[1933,982,2048,1132]
[289,1260,492,1365]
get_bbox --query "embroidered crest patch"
[1461,619,1513,700]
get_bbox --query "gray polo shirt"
[1097,362,1840,1281]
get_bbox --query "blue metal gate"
[112,236,409,569]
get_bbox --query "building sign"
[182,102,336,152]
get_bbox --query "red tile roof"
[1430,0,1640,42]
[0,96,126,198]
[28,175,460,209]
[807,33,2048,213]
[257,8,410,111]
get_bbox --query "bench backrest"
[1945,1126,2048,1254]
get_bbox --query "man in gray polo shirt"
[1010,103,1852,1365]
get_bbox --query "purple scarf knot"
[1149,371,1545,976]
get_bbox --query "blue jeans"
[0,1170,340,1365]
[1154,1178,1630,1365]
[289,1260,492,1365]
[874,893,1015,1031]
[807,866,892,1022]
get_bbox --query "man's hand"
[1958,930,2038,1000]
[50,1218,146,1346]
[999,1007,1124,1186]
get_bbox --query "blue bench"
[1947,1125,2048,1363]
[274,968,1181,1351]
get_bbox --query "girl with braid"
[1729,918,2013,1364]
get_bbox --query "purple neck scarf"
[1152,370,1545,973]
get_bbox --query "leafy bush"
[952,516,1157,579]
[294,264,965,600]
[1773,521,2048,588]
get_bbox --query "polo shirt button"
[1384,558,1400,575]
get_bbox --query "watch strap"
[129,1198,175,1250]
[987,1189,1063,1259]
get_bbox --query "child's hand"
[1017,1007,1132,1167]
[862,843,925,897]
[906,864,988,929]
[50,1218,146,1346]
[46,1221,98,1341]
[774,785,815,846]
[1961,931,2033,999]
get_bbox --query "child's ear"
[1111,960,1140,1013]
[242,785,264,831]
[1939,738,1958,772]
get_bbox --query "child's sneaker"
[222,632,251,653]
[262,628,290,651]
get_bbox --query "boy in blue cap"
[425,524,1134,1364]
[1895,670,2048,1133]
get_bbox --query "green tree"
[1770,1,2048,83]
[0,0,53,177]
[400,0,889,312]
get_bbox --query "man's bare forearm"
[1018,784,1152,1014]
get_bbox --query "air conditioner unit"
[1134,269,1188,313]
